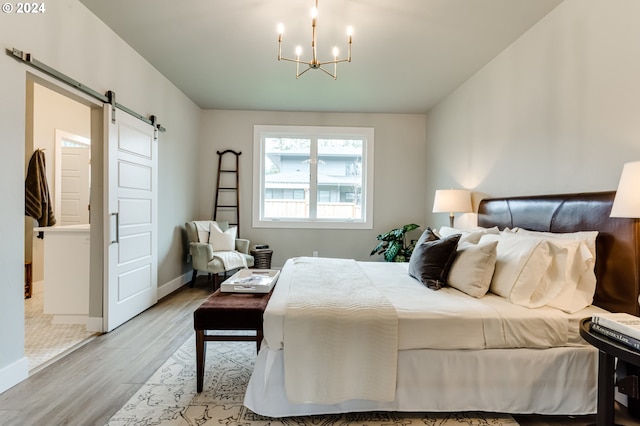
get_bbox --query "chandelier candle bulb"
[277,24,284,60]
[347,27,353,61]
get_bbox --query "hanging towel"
[25,149,56,238]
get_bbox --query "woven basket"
[251,249,273,269]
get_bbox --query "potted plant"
[370,223,420,262]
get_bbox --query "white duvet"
[264,259,603,352]
[282,257,398,404]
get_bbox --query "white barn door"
[104,105,158,332]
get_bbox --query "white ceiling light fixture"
[277,0,353,79]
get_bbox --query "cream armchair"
[185,220,254,289]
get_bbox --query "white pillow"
[480,234,566,308]
[448,241,498,298]
[208,222,237,251]
[546,241,595,313]
[438,226,500,244]
[515,228,598,260]
[513,229,598,313]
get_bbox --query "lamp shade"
[611,161,640,218]
[432,189,472,214]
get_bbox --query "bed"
[244,191,640,417]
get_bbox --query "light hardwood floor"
[0,278,212,426]
[1,278,638,426]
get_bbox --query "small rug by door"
[105,336,518,426]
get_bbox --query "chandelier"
[277,0,353,79]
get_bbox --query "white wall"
[199,110,427,268]
[425,0,640,229]
[0,0,201,393]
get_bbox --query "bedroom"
[1,0,640,423]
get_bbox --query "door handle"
[110,212,119,244]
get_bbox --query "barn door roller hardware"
[8,47,166,134]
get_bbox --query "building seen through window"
[253,125,373,229]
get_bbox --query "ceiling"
[79,0,562,114]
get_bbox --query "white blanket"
[212,250,247,270]
[266,261,602,352]
[283,257,399,404]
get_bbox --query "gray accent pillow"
[408,229,461,290]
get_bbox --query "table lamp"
[432,189,472,227]
[610,161,640,307]
[610,161,640,219]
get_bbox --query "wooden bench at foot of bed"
[193,289,273,392]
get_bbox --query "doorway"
[23,71,159,371]
[22,65,160,372]
[24,80,99,373]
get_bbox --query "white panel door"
[60,146,90,225]
[104,105,158,332]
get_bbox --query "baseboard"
[52,314,88,325]
[82,275,190,333]
[158,273,191,300]
[616,392,628,407]
[86,316,103,332]
[0,356,28,394]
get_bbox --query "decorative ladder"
[213,149,242,236]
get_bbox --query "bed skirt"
[244,345,598,418]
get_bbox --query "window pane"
[263,137,310,218]
[254,125,373,229]
[316,139,363,220]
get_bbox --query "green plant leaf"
[391,228,404,239]
[376,230,396,241]
[402,223,420,233]
[371,223,421,260]
[370,240,388,256]
[384,241,401,262]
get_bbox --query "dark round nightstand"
[580,318,640,426]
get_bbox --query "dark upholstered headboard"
[478,191,640,315]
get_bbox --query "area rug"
[105,336,519,426]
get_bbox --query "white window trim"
[252,125,374,230]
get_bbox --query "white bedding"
[283,257,398,404]
[264,259,604,352]
[245,346,599,417]
[249,257,608,417]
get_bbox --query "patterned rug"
[106,336,519,426]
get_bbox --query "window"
[253,125,374,229]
